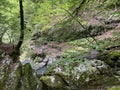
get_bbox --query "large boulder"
[0,56,42,90]
[68,60,120,89]
[41,59,120,90]
[1,52,120,90]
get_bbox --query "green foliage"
[0,0,117,44]
[1,0,120,58]
[0,0,20,43]
[48,47,88,75]
[69,38,94,48]
[112,11,120,18]
[97,31,120,50]
[105,0,120,8]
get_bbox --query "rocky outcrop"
[41,59,120,90]
[0,56,19,90]
[0,56,41,90]
[1,49,120,90]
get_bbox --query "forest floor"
[30,15,120,61]
[27,15,120,66]
[84,11,120,40]
[97,29,120,40]
[19,10,120,90]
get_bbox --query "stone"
[40,75,69,90]
[0,57,43,90]
[98,50,120,67]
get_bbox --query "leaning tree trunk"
[13,0,24,62]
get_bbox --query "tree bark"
[16,0,24,50]
[13,0,24,62]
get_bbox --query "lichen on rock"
[40,75,64,87]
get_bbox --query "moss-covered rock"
[70,60,120,89]
[98,50,120,67]
[0,56,21,90]
[22,63,38,90]
[0,56,43,90]
[49,59,120,89]
[40,75,69,90]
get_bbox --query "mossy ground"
[108,85,120,90]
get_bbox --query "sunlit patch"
[50,76,55,83]
[20,51,27,61]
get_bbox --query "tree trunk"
[17,0,24,50]
[13,0,24,62]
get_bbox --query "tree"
[0,0,25,62]
[13,0,24,62]
[16,0,24,51]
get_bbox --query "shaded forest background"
[0,0,120,66]
[0,0,120,90]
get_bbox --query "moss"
[40,75,65,88]
[40,76,51,85]
[107,51,120,67]
[78,72,88,82]
[15,65,22,78]
[24,63,33,75]
[99,51,120,67]
[22,63,37,90]
[108,85,120,90]
[0,76,7,90]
